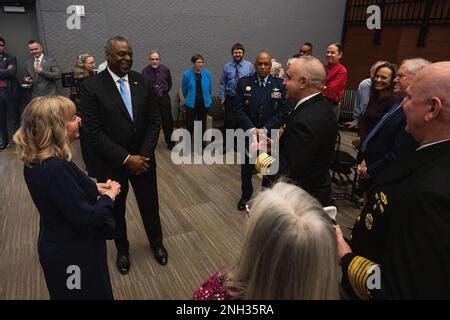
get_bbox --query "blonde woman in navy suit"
[14,96,121,299]
[181,54,212,139]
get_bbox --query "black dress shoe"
[116,254,130,274]
[152,245,168,265]
[0,142,9,151]
[237,198,248,211]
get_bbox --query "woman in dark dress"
[69,53,95,110]
[69,54,96,170]
[354,63,402,197]
[69,53,95,171]
[356,63,402,148]
[13,96,121,300]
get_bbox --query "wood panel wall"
[342,25,450,89]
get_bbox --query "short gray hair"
[226,181,340,299]
[149,49,160,57]
[296,56,326,90]
[286,57,299,68]
[401,58,432,74]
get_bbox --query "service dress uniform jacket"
[234,73,289,132]
[342,140,450,299]
[234,73,290,201]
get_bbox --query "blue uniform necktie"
[118,78,133,120]
[260,78,265,88]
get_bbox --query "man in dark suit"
[266,56,337,206]
[23,40,60,98]
[234,52,290,210]
[357,58,431,190]
[0,36,20,150]
[336,61,450,299]
[80,36,167,274]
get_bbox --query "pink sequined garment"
[193,271,233,300]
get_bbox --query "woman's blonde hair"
[226,182,341,300]
[13,96,76,165]
[72,53,93,79]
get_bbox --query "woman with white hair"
[193,181,341,300]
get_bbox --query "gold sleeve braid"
[255,152,275,174]
[348,255,379,300]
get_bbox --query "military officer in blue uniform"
[234,52,290,210]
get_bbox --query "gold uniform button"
[365,213,374,230]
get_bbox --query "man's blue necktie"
[118,78,133,120]
[361,103,402,152]
[234,63,240,83]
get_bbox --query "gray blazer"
[24,55,61,97]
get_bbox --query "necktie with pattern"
[234,63,240,83]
